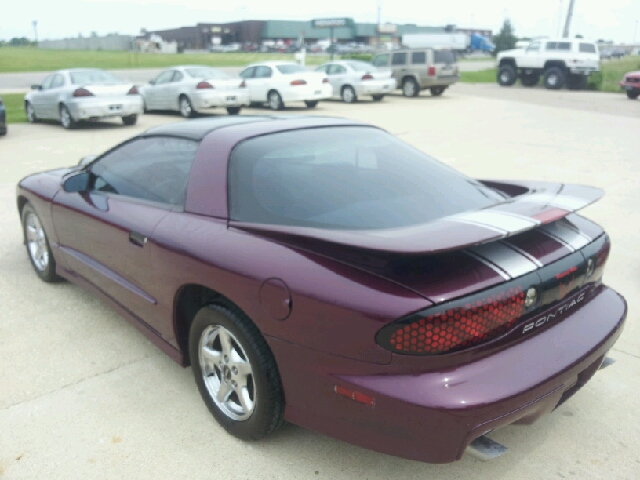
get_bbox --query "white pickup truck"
[496,38,599,90]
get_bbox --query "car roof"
[245,61,299,68]
[141,115,370,141]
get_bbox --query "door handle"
[129,231,147,247]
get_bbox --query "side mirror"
[78,155,97,167]
[31,84,42,90]
[63,172,90,193]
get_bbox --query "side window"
[411,51,426,64]
[255,66,272,78]
[172,71,184,82]
[391,52,407,65]
[557,42,572,51]
[546,42,557,50]
[315,65,328,73]
[579,43,596,53]
[51,74,65,89]
[154,70,175,85]
[90,137,200,207]
[526,41,540,52]
[328,64,346,75]
[239,67,255,79]
[41,75,55,90]
[372,54,389,67]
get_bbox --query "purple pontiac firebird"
[16,116,626,463]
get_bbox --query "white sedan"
[315,60,395,103]
[238,62,332,110]
[140,65,249,117]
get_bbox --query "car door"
[146,70,174,110]
[239,67,257,101]
[391,52,408,87]
[520,41,542,69]
[45,74,67,119]
[167,70,185,110]
[327,64,347,96]
[52,136,200,333]
[31,74,55,119]
[252,66,273,102]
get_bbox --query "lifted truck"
[496,38,599,90]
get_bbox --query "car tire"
[227,106,242,115]
[268,90,283,111]
[122,114,137,126]
[179,95,195,118]
[189,303,285,441]
[304,100,318,108]
[21,202,61,283]
[142,99,149,113]
[627,90,640,100]
[543,67,566,90]
[372,94,384,101]
[341,86,357,103]
[566,74,588,90]
[520,71,540,87]
[402,78,419,97]
[497,65,517,86]
[430,87,446,96]
[25,101,38,123]
[59,104,77,129]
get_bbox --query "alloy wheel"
[180,98,192,118]
[60,107,71,128]
[268,92,282,110]
[403,80,416,97]
[25,212,49,272]
[199,325,256,421]
[342,87,355,103]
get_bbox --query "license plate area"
[226,96,237,102]
[109,104,122,111]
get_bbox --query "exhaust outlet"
[466,435,508,461]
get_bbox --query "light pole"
[376,0,382,48]
[557,0,563,37]
[32,20,38,44]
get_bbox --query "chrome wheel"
[199,325,256,421]
[547,74,558,87]
[180,97,193,118]
[26,103,36,123]
[25,212,49,272]
[60,106,72,129]
[342,86,356,103]
[268,91,282,110]
[500,72,510,83]
[402,80,416,97]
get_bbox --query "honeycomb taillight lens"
[377,286,527,355]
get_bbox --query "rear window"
[228,127,503,230]
[70,70,123,85]
[347,61,373,72]
[411,51,426,64]
[433,50,455,64]
[372,54,389,67]
[185,67,230,79]
[580,43,596,53]
[391,53,407,65]
[276,64,305,74]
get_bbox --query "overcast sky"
[3,0,639,43]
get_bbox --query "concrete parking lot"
[0,86,638,479]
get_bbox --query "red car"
[620,70,640,99]
[16,116,626,463]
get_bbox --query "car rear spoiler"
[230,181,603,255]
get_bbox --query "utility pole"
[32,20,38,44]
[562,0,575,38]
[376,0,381,48]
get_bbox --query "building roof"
[261,20,447,40]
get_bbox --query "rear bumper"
[418,75,459,88]
[67,95,143,120]
[191,89,250,110]
[354,79,396,97]
[568,66,599,75]
[280,84,333,103]
[270,284,626,464]
[620,81,640,91]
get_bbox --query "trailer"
[401,33,469,53]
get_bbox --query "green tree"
[492,19,517,56]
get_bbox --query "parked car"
[140,65,249,117]
[24,69,143,129]
[496,39,599,90]
[315,60,395,103]
[372,48,459,97]
[620,70,640,99]
[17,116,626,464]
[0,95,6,136]
[238,62,332,110]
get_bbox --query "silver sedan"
[140,65,250,117]
[314,60,396,103]
[24,69,143,129]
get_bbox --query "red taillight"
[379,286,526,355]
[334,385,375,406]
[196,81,214,89]
[427,65,436,76]
[290,79,307,86]
[72,88,93,97]
[361,74,374,80]
[239,80,246,88]
[322,77,329,83]
[127,86,139,95]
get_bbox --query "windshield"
[185,67,230,79]
[276,64,305,74]
[228,127,503,230]
[69,70,123,85]
[347,61,373,72]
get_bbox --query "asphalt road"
[0,86,638,479]
[0,60,495,92]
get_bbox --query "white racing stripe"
[468,242,539,279]
[464,250,511,280]
[539,221,591,251]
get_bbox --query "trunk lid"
[83,84,133,97]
